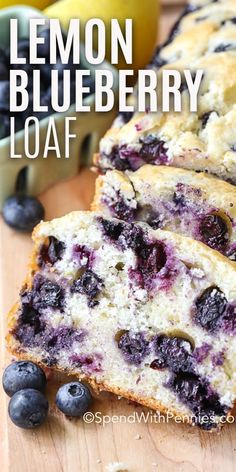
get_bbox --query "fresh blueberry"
[118,331,150,365]
[199,213,229,251]
[2,195,45,232]
[56,382,92,417]
[8,388,48,429]
[2,361,46,397]
[194,286,227,331]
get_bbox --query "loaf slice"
[95,52,236,180]
[93,165,236,260]
[7,211,236,430]
[95,0,236,181]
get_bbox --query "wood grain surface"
[1,4,236,472]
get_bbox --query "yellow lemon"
[0,0,54,10]
[45,0,159,71]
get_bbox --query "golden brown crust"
[6,343,227,432]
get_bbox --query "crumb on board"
[97,459,101,464]
[105,462,128,472]
[135,434,142,440]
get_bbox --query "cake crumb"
[105,461,128,472]
[97,459,101,464]
[152,463,158,468]
[135,434,142,440]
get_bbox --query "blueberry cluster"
[2,361,92,429]
[99,217,168,290]
[107,137,169,173]
[0,29,95,140]
[117,330,227,429]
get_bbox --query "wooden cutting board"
[1,4,236,472]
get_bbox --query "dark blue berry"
[37,279,64,308]
[136,240,167,275]
[167,371,226,430]
[109,146,132,171]
[2,361,46,397]
[118,331,150,365]
[195,287,227,331]
[103,192,136,222]
[100,218,124,241]
[56,382,92,417]
[151,335,193,372]
[8,388,48,429]
[72,269,104,307]
[38,236,65,266]
[3,195,45,232]
[139,135,168,164]
[199,213,229,250]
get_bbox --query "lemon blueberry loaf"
[7,211,236,430]
[95,0,236,181]
[93,165,236,260]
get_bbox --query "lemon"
[0,0,54,10]
[45,0,159,71]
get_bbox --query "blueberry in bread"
[95,1,236,181]
[95,52,236,180]
[93,165,236,260]
[7,211,236,430]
